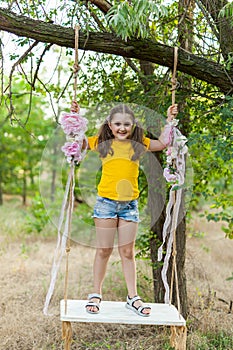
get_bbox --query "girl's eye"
[113,122,132,127]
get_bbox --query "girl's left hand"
[167,104,178,122]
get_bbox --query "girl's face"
[108,112,134,141]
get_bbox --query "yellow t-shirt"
[88,136,150,201]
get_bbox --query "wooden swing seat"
[60,299,185,326]
[60,299,187,350]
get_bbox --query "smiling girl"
[83,104,177,317]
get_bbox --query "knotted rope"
[72,25,81,111]
[63,24,81,316]
[158,47,188,313]
[171,47,178,106]
[43,25,87,315]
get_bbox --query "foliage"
[0,76,54,204]
[219,2,233,21]
[188,96,233,238]
[105,0,168,40]
[26,193,50,233]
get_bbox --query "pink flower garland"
[60,111,88,164]
[60,112,88,136]
[163,119,187,184]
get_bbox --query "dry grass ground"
[0,198,232,349]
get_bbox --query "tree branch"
[89,0,111,13]
[0,8,233,93]
[4,40,39,121]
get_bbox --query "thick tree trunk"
[147,150,165,300]
[167,190,188,318]
[0,8,233,93]
[146,152,167,307]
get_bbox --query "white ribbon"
[43,162,75,315]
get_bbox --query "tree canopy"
[0,0,233,94]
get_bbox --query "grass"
[0,196,27,241]
[0,195,233,349]
[188,332,233,350]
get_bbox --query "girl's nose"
[119,124,126,130]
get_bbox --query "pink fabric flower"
[60,112,88,136]
[163,167,178,183]
[61,142,82,162]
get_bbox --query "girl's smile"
[108,113,134,140]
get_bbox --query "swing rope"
[171,47,178,105]
[43,25,87,316]
[169,47,181,313]
[72,25,81,109]
[63,165,75,314]
[158,47,188,315]
[63,24,80,314]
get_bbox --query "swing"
[43,27,187,350]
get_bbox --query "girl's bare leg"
[87,218,117,313]
[118,219,150,315]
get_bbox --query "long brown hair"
[97,104,146,160]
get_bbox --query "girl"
[82,103,178,317]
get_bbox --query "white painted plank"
[60,299,186,326]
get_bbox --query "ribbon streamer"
[158,127,188,304]
[43,161,75,315]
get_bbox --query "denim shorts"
[93,196,140,222]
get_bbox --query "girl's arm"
[148,104,178,152]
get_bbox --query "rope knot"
[170,78,180,92]
[73,63,80,74]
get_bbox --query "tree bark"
[0,8,233,93]
[146,150,167,304]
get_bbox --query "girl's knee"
[97,247,113,259]
[118,246,134,260]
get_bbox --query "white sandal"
[126,295,151,317]
[85,293,102,314]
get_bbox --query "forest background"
[0,0,233,349]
